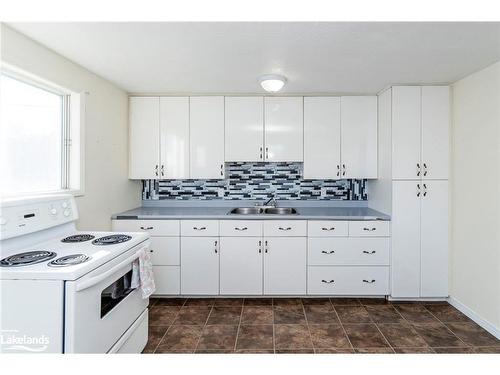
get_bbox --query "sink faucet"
[262,196,277,207]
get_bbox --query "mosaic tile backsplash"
[143,162,367,201]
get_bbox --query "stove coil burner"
[92,234,132,246]
[61,234,95,243]
[48,254,91,267]
[0,251,57,267]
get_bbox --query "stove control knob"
[61,201,68,209]
[0,217,7,226]
[50,208,58,215]
[63,209,71,217]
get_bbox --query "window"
[0,72,83,197]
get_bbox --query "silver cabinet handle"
[342,164,346,176]
[214,240,218,254]
[155,164,159,177]
[220,164,224,177]
[336,165,340,177]
[417,163,421,177]
[264,240,268,253]
[265,147,269,159]
[417,183,421,197]
[278,227,292,231]
[259,147,263,160]
[161,165,165,177]
[423,183,427,197]
[423,163,428,176]
[363,227,376,231]
[321,250,335,254]
[150,249,154,253]
[140,226,154,230]
[234,227,248,231]
[321,279,335,284]
[193,226,206,230]
[362,250,376,254]
[258,240,262,254]
[363,279,376,283]
[321,227,335,231]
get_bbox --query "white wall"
[1,24,141,230]
[451,61,500,332]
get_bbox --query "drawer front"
[308,238,389,266]
[307,266,389,295]
[349,221,390,237]
[308,221,349,237]
[112,219,180,236]
[150,237,180,265]
[153,266,180,295]
[181,220,219,236]
[220,220,263,237]
[263,220,307,237]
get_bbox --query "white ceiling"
[8,22,500,94]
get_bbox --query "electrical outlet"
[321,187,327,198]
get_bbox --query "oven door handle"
[75,245,147,292]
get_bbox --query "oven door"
[64,241,150,353]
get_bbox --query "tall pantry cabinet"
[379,86,450,299]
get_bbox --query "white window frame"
[1,64,85,197]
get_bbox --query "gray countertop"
[112,205,390,221]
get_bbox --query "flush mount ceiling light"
[259,74,287,93]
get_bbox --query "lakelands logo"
[1,330,49,352]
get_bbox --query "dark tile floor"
[143,298,500,354]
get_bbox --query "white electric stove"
[0,194,151,353]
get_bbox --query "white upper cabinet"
[129,97,160,179]
[340,96,378,179]
[159,97,190,179]
[190,97,225,179]
[392,86,422,180]
[421,86,450,180]
[225,97,264,162]
[264,97,304,162]
[303,97,341,179]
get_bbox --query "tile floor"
[143,298,500,354]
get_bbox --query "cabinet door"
[159,97,189,179]
[422,86,450,180]
[263,237,306,295]
[190,97,225,179]
[391,181,421,298]
[220,237,263,295]
[303,97,341,179]
[340,96,377,178]
[225,97,264,162]
[392,87,422,180]
[420,180,449,297]
[180,237,219,295]
[264,97,303,162]
[129,97,159,179]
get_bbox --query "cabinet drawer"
[308,238,389,266]
[220,220,263,237]
[150,237,180,265]
[112,219,180,236]
[263,220,307,237]
[307,266,389,295]
[308,221,349,237]
[349,221,390,237]
[181,220,219,236]
[153,266,180,295]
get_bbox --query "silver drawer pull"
[321,250,335,254]
[140,226,153,230]
[278,227,292,231]
[321,227,335,231]
[362,250,376,254]
[363,279,376,283]
[321,279,335,284]
[363,227,377,231]
[234,227,248,231]
[193,226,206,230]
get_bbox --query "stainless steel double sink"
[228,207,298,215]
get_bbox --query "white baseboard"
[447,296,500,339]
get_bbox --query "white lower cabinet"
[220,237,263,295]
[154,266,180,295]
[180,237,219,295]
[263,237,307,295]
[150,237,180,265]
[308,266,389,295]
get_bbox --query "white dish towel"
[131,247,156,299]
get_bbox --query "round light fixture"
[259,74,287,93]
